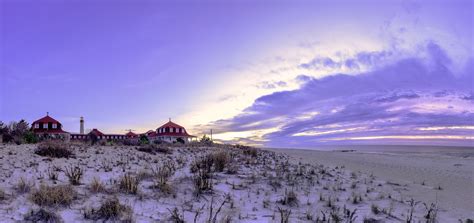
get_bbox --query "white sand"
[269,145,474,221]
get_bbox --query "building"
[71,128,127,140]
[31,113,70,139]
[156,119,196,143]
[31,114,196,144]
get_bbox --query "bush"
[212,151,229,172]
[24,131,38,144]
[139,135,149,145]
[30,185,76,206]
[35,141,74,158]
[24,209,62,223]
[137,144,171,155]
[242,147,258,158]
[84,197,132,221]
[118,174,139,194]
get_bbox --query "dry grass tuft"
[30,185,76,207]
[89,177,106,193]
[118,174,139,194]
[64,165,83,185]
[16,177,33,194]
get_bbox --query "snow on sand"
[0,142,471,222]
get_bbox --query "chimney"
[80,117,84,134]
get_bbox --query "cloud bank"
[200,42,474,147]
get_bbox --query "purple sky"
[1,0,473,147]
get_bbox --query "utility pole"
[210,129,213,141]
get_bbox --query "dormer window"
[52,123,57,129]
[43,123,48,129]
[171,128,174,133]
[34,123,39,129]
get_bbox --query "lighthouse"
[80,117,84,134]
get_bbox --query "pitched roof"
[32,115,61,124]
[156,120,195,137]
[125,131,138,138]
[89,129,105,136]
[157,121,185,129]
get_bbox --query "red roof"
[147,131,158,137]
[89,129,105,136]
[32,115,61,125]
[33,129,69,134]
[158,121,185,129]
[125,131,138,138]
[156,121,195,137]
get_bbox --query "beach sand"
[269,145,474,220]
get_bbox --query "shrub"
[30,185,76,206]
[139,135,149,145]
[64,165,83,185]
[279,189,298,207]
[137,144,171,155]
[24,209,62,222]
[35,141,74,158]
[84,197,132,221]
[371,204,380,215]
[0,189,6,200]
[118,174,139,194]
[24,131,38,144]
[211,151,229,172]
[242,147,258,158]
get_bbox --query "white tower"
[80,117,84,134]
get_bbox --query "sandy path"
[268,147,474,220]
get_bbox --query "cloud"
[201,42,474,147]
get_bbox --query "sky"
[1,0,473,147]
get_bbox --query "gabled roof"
[32,115,61,124]
[125,131,138,138]
[156,120,195,137]
[89,129,105,136]
[157,121,185,129]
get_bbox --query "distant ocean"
[271,145,474,158]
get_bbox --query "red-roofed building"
[31,113,69,139]
[71,128,127,141]
[156,119,196,143]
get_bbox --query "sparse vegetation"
[30,185,76,206]
[118,174,139,194]
[89,177,106,193]
[24,209,62,222]
[84,197,132,221]
[35,141,73,158]
[64,165,83,185]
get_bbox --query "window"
[52,123,57,129]
[34,123,39,129]
[43,123,48,129]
